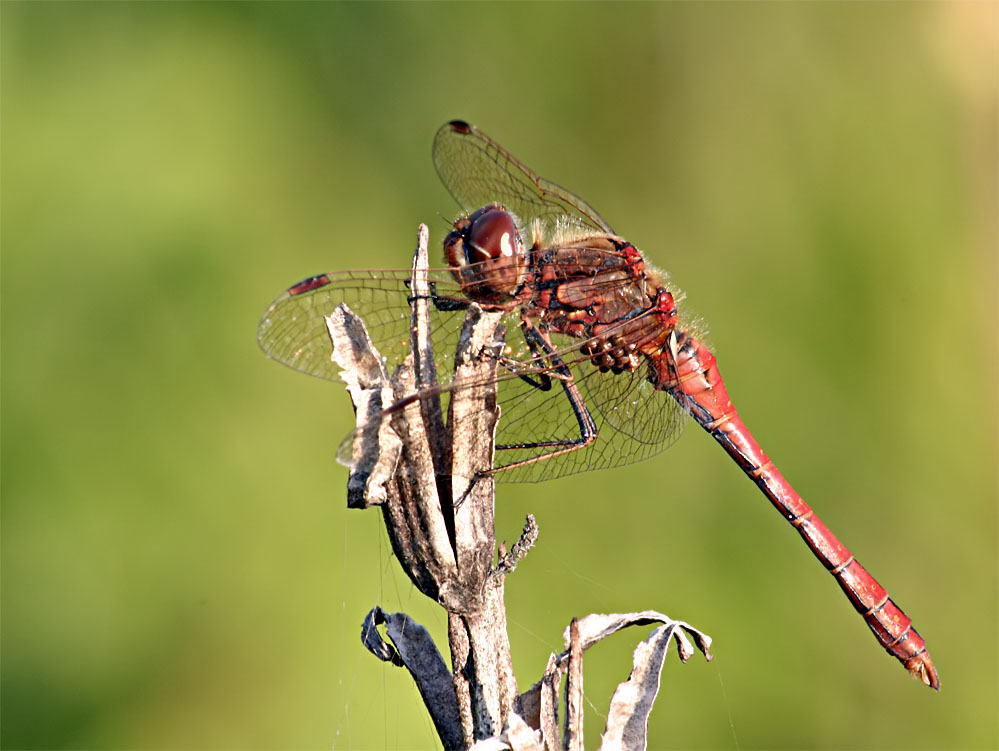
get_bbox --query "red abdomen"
[655,333,940,690]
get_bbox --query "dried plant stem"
[334,225,712,750]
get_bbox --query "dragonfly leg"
[492,318,579,391]
[495,355,556,392]
[482,318,598,477]
[407,280,471,312]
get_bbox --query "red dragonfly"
[258,120,939,690]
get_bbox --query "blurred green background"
[3,2,996,749]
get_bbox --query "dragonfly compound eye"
[464,208,523,263]
[445,205,527,305]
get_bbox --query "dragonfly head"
[445,204,528,306]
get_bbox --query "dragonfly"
[258,120,939,690]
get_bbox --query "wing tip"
[446,119,472,134]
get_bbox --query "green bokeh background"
[3,3,996,749]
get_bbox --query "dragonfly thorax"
[444,205,528,306]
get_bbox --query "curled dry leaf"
[324,306,401,508]
[360,607,464,749]
[360,606,404,667]
[598,621,703,750]
[560,610,713,662]
[516,611,712,750]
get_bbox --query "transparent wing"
[259,261,685,482]
[257,241,652,384]
[257,269,470,383]
[433,120,615,234]
[489,327,687,483]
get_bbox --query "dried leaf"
[560,611,709,656]
[360,606,403,667]
[593,612,713,751]
[521,611,712,751]
[360,607,463,749]
[599,622,677,750]
[468,712,545,751]
[324,307,401,507]
[505,711,545,750]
